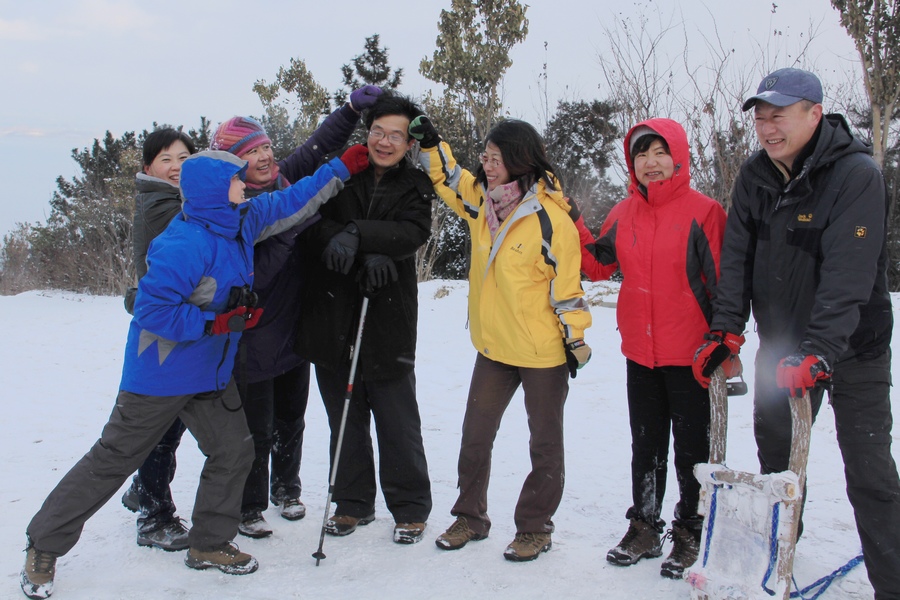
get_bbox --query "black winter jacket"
[133,174,182,280]
[295,157,434,380]
[711,113,892,366]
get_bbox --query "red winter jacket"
[581,118,726,368]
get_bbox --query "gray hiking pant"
[27,380,253,555]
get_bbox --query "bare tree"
[831,0,900,167]
[596,5,823,208]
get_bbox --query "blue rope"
[788,554,865,600]
[760,501,781,596]
[757,496,863,599]
[701,484,719,568]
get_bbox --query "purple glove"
[349,85,383,112]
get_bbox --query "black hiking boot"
[606,518,663,566]
[660,522,701,579]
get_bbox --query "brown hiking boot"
[185,542,258,575]
[606,518,663,566]
[660,523,701,579]
[324,513,375,536]
[435,516,488,550]
[393,522,427,544]
[503,532,552,562]
[20,545,58,599]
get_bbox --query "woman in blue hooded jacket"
[20,148,366,600]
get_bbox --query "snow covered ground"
[2,280,894,599]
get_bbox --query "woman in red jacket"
[581,118,726,579]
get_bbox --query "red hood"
[623,118,691,204]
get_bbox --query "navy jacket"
[236,103,360,383]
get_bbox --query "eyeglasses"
[368,129,408,145]
[479,153,504,168]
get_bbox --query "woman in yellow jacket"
[410,117,592,562]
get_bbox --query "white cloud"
[0,18,47,41]
[0,126,87,139]
[67,0,158,36]
[17,61,40,74]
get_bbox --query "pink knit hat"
[211,116,272,157]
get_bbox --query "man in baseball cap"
[695,66,900,598]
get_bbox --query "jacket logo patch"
[855,226,867,239]
[509,243,524,255]
[797,213,813,223]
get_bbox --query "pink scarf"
[245,163,289,192]
[485,181,523,238]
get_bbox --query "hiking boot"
[503,532,552,562]
[21,545,58,600]
[435,516,488,550]
[137,518,190,551]
[238,512,273,539]
[660,523,701,579]
[273,497,306,521]
[393,522,427,544]
[184,542,258,575]
[121,483,140,513]
[606,518,663,566]
[324,513,375,536]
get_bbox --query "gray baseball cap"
[742,68,823,111]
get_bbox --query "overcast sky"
[0,0,858,237]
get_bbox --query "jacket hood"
[808,113,871,169]
[623,118,691,202]
[135,172,182,201]
[179,151,248,237]
[748,113,872,190]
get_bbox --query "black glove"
[322,222,360,274]
[564,337,592,378]
[408,116,440,148]
[359,253,398,296]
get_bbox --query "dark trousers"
[28,380,253,555]
[316,364,431,523]
[624,360,710,529]
[451,353,569,536]
[133,418,186,532]
[240,362,310,514]
[754,349,900,599]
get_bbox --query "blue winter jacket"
[120,151,349,396]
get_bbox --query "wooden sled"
[685,368,812,600]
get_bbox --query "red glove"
[776,353,831,397]
[207,306,264,335]
[721,354,743,380]
[692,331,745,388]
[340,144,369,176]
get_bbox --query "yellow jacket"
[419,141,591,368]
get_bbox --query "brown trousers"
[451,353,569,535]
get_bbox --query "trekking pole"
[313,296,370,566]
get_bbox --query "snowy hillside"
[2,280,892,599]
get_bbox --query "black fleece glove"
[359,253,398,296]
[322,223,360,275]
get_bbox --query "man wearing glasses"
[294,91,435,545]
